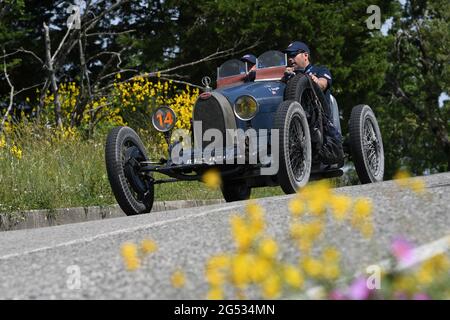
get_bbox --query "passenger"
[240,54,257,82]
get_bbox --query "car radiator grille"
[193,96,227,149]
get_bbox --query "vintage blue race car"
[105,50,384,216]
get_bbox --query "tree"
[381,0,449,175]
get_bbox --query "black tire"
[105,126,154,215]
[274,100,312,194]
[221,181,251,202]
[285,74,329,122]
[348,105,384,184]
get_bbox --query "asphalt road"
[0,172,449,299]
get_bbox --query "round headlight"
[233,95,259,121]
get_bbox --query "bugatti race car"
[105,50,384,216]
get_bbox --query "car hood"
[215,81,286,113]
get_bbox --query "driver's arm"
[309,67,332,92]
[310,75,328,91]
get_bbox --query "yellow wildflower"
[261,274,281,299]
[202,168,221,189]
[121,243,140,271]
[10,145,22,159]
[322,247,341,263]
[258,238,278,260]
[230,215,252,252]
[205,268,226,287]
[231,254,251,288]
[301,257,323,278]
[410,179,426,194]
[394,170,411,187]
[140,239,157,254]
[0,135,5,149]
[246,201,263,220]
[289,198,305,217]
[322,263,340,280]
[329,194,352,221]
[416,254,450,284]
[250,256,273,283]
[207,254,231,270]
[246,201,265,235]
[283,264,304,289]
[207,287,224,300]
[302,220,324,241]
[307,197,327,216]
[393,275,417,294]
[171,270,186,288]
[351,198,373,227]
[290,222,303,239]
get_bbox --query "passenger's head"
[240,54,257,71]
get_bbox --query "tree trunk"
[44,23,63,129]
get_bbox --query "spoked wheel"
[105,126,154,215]
[221,180,251,202]
[274,100,312,194]
[348,105,384,183]
[284,73,328,148]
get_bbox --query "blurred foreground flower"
[141,239,158,255]
[171,270,186,288]
[121,243,140,271]
[202,169,221,189]
[391,237,414,266]
[394,169,426,194]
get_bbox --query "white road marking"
[0,204,244,260]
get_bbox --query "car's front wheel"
[105,126,154,215]
[274,100,312,194]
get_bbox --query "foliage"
[380,0,450,176]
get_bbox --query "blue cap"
[240,54,257,65]
[283,41,310,54]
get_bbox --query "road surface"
[0,172,449,299]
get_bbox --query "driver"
[283,41,332,108]
[282,41,344,165]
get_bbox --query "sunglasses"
[288,50,306,58]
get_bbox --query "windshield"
[256,50,287,69]
[217,59,247,79]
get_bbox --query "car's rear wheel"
[221,180,251,202]
[105,126,154,215]
[348,105,384,184]
[274,100,312,194]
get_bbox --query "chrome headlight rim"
[233,95,259,121]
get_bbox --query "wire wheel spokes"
[363,118,381,175]
[289,115,307,181]
[301,88,320,122]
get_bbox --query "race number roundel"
[152,106,177,132]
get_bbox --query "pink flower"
[391,237,414,265]
[348,277,371,300]
[329,289,347,300]
[413,293,430,300]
